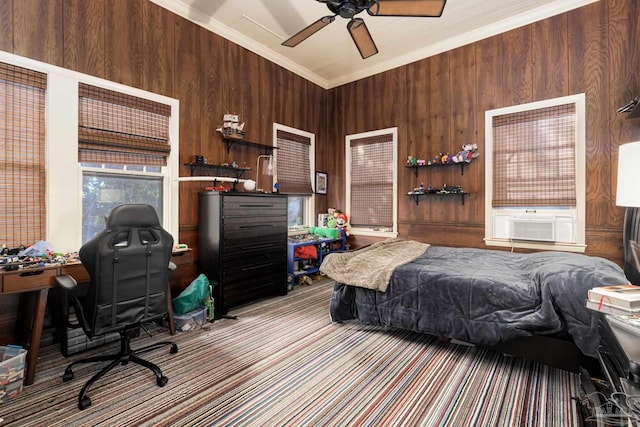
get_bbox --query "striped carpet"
[0,280,580,426]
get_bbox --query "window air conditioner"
[493,214,575,243]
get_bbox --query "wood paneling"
[327,0,639,265]
[13,0,64,66]
[502,26,533,106]
[531,14,569,100]
[0,0,13,53]
[174,15,201,227]
[105,0,143,87]
[568,1,611,229]
[142,0,174,97]
[0,0,637,280]
[607,0,640,229]
[63,0,105,77]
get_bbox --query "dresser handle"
[242,263,273,271]
[239,224,274,229]
[238,204,275,208]
[243,243,276,250]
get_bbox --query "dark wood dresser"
[198,191,288,317]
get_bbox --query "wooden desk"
[0,264,59,386]
[0,250,191,386]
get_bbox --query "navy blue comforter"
[329,246,628,356]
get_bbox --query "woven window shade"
[350,133,394,227]
[78,84,171,166]
[492,104,576,207]
[276,129,313,194]
[0,63,47,247]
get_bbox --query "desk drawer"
[3,268,58,292]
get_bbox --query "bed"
[322,240,629,358]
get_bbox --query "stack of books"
[586,284,640,316]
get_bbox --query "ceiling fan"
[282,0,447,59]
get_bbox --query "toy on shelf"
[452,143,479,163]
[216,113,245,139]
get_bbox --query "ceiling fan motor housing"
[326,0,369,19]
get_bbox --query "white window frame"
[484,94,586,252]
[273,123,315,232]
[0,50,180,253]
[346,127,398,238]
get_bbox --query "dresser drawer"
[3,267,58,292]
[223,235,286,256]
[222,218,288,240]
[222,195,287,218]
[224,271,287,307]
[222,254,286,283]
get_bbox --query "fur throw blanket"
[320,239,430,292]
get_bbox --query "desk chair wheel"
[63,369,74,382]
[79,396,91,410]
[170,344,178,354]
[157,376,169,387]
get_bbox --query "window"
[346,128,398,237]
[0,62,46,248]
[78,83,173,243]
[0,50,179,253]
[273,124,315,229]
[484,94,586,252]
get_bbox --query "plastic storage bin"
[0,345,27,402]
[174,306,207,332]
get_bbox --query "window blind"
[492,104,576,207]
[78,84,171,166]
[350,133,394,227]
[276,129,313,194]
[0,62,47,247]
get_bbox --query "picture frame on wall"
[315,171,327,195]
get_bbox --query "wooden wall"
[0,0,638,344]
[327,0,640,263]
[0,0,328,343]
[0,0,328,280]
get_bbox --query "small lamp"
[617,142,640,207]
[616,141,640,283]
[256,154,274,193]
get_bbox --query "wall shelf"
[627,103,640,118]
[222,137,278,154]
[406,162,466,177]
[408,192,468,206]
[618,96,640,118]
[185,162,250,179]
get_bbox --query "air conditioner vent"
[511,219,554,242]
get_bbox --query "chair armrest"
[55,274,78,292]
[55,274,81,329]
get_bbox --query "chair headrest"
[106,204,161,228]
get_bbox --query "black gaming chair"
[55,204,178,410]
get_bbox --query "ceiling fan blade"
[347,18,378,59]
[367,0,446,17]
[282,16,335,47]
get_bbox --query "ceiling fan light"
[282,15,336,47]
[347,18,378,59]
[368,0,446,17]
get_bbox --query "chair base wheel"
[63,370,74,382]
[170,344,178,354]
[157,376,168,387]
[79,396,92,410]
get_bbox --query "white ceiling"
[149,0,598,89]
